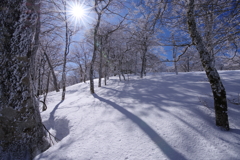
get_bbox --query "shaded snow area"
[35,71,240,160]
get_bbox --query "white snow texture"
[35,71,240,160]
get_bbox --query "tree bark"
[98,36,103,87]
[187,0,229,130]
[122,72,126,81]
[118,59,123,81]
[42,71,51,111]
[90,0,112,93]
[62,0,71,101]
[104,50,110,86]
[79,63,84,82]
[140,41,147,78]
[172,36,178,75]
[90,2,102,94]
[84,51,88,83]
[37,59,43,96]
[0,0,50,159]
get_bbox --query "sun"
[68,1,92,28]
[70,4,86,19]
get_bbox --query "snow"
[35,70,240,160]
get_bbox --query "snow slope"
[35,71,240,160]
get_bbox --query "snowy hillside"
[35,71,240,160]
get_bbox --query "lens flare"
[68,1,92,28]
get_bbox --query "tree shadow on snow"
[231,129,240,135]
[43,101,70,141]
[93,94,187,160]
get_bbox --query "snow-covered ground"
[35,71,240,160]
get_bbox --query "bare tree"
[38,40,60,92]
[130,1,164,78]
[97,20,126,87]
[69,42,91,83]
[89,0,113,94]
[47,0,76,100]
[136,0,239,130]
[187,0,229,130]
[55,0,74,101]
[43,51,60,92]
[177,47,202,72]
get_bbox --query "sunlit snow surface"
[35,71,240,160]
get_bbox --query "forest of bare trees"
[0,0,239,159]
[32,0,240,98]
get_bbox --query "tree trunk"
[62,0,70,101]
[187,0,229,130]
[104,74,107,85]
[0,0,50,159]
[144,59,147,76]
[40,60,46,94]
[98,37,103,87]
[84,66,87,83]
[174,60,178,75]
[118,60,123,81]
[43,51,59,92]
[84,51,88,83]
[118,74,122,81]
[79,63,84,82]
[89,63,95,93]
[104,51,109,86]
[188,56,191,72]
[135,52,138,75]
[172,36,178,75]
[140,41,147,78]
[122,72,126,81]
[42,71,51,111]
[90,8,101,94]
[37,59,43,96]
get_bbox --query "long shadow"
[43,100,70,141]
[93,94,187,160]
[231,129,240,135]
[49,100,64,121]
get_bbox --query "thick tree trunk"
[187,0,229,130]
[0,0,50,159]
[43,52,59,92]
